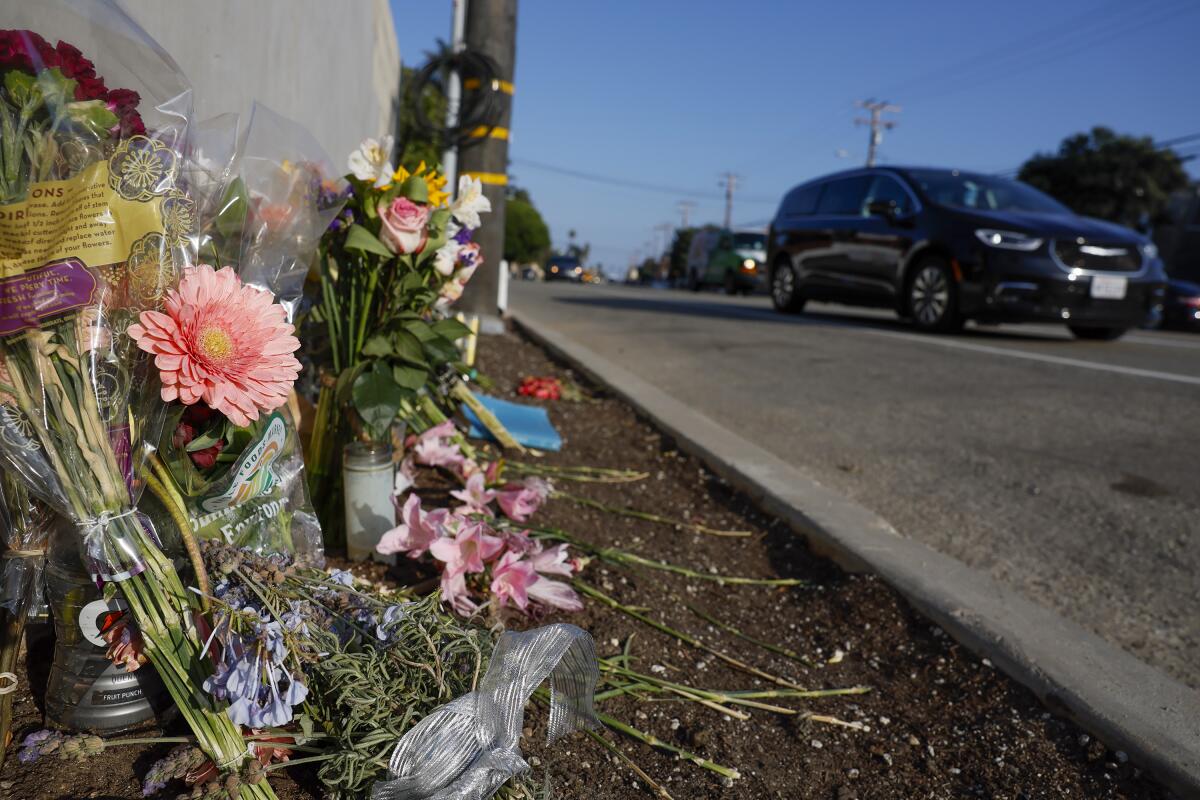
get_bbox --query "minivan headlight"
[1140,241,1158,260]
[974,229,1043,251]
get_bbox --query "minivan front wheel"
[771,261,805,313]
[907,258,962,332]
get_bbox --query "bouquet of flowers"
[146,106,346,564]
[307,137,494,536]
[0,5,281,797]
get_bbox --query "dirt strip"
[0,328,1173,799]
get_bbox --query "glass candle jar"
[343,441,396,563]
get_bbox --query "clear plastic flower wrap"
[0,3,280,796]
[144,105,346,564]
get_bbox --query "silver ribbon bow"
[372,623,600,800]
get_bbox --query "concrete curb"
[510,310,1200,799]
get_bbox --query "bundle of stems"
[0,323,275,799]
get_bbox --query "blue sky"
[388,0,1200,275]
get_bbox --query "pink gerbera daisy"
[128,264,301,427]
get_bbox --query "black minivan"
[768,167,1167,339]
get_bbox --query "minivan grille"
[1052,239,1141,272]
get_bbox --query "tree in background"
[668,227,696,281]
[1018,127,1188,229]
[504,186,552,265]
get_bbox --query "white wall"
[119,0,400,165]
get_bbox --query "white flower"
[449,175,491,229]
[347,135,395,187]
[433,240,461,277]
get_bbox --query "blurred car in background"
[544,255,584,282]
[686,228,767,294]
[1153,185,1200,283]
[1162,278,1200,330]
[768,166,1166,340]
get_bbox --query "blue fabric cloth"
[463,395,562,451]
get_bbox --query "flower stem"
[554,492,751,538]
[575,581,806,692]
[684,604,814,667]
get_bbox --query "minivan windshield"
[733,232,765,250]
[904,169,1071,215]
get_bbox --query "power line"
[873,0,1138,100]
[993,131,1200,177]
[509,157,778,203]
[900,0,1195,105]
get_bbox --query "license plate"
[1090,275,1127,300]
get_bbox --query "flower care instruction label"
[0,136,184,336]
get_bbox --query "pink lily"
[527,576,583,612]
[450,472,497,514]
[377,494,442,558]
[497,478,551,523]
[440,569,479,616]
[490,551,537,611]
[429,520,504,574]
[528,542,575,577]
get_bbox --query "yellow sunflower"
[390,161,449,207]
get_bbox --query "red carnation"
[73,75,108,102]
[55,40,96,80]
[0,30,36,73]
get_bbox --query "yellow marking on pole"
[463,171,508,186]
[464,78,515,95]
[468,125,510,140]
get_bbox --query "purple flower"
[453,225,473,245]
[328,569,355,587]
[18,729,59,764]
[374,603,410,642]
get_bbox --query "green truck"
[685,228,768,294]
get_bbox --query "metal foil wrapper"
[372,623,599,800]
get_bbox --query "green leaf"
[184,427,224,453]
[392,330,427,366]
[361,334,395,358]
[345,223,394,258]
[430,318,472,341]
[335,363,369,405]
[214,179,249,239]
[352,364,404,441]
[392,364,427,390]
[422,336,459,365]
[402,319,434,342]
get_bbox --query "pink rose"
[378,197,430,255]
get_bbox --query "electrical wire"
[874,0,1146,100]
[406,48,506,148]
[510,157,779,204]
[901,0,1195,105]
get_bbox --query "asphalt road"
[511,280,1200,687]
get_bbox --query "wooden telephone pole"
[456,0,518,328]
[855,99,900,167]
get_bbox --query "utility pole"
[855,99,900,167]
[457,0,517,330]
[654,222,673,255]
[718,173,739,230]
[677,200,695,228]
